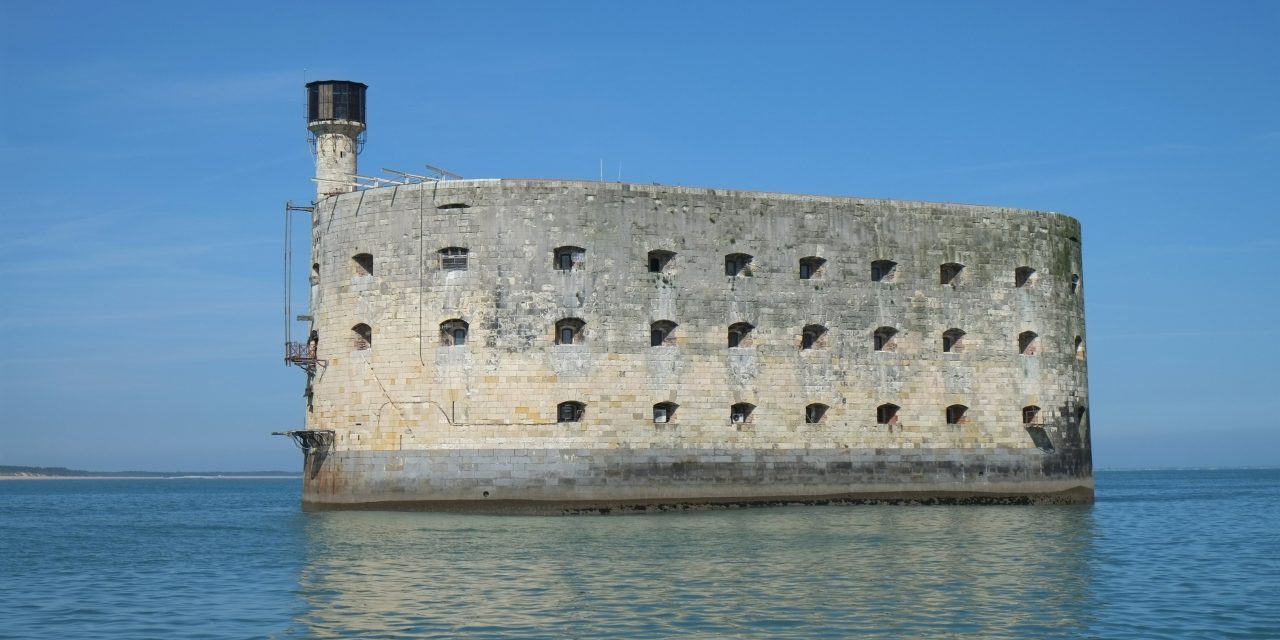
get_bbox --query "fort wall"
[300,179,1091,510]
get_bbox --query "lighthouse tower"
[305,80,367,200]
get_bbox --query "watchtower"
[306,80,367,200]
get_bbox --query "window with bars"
[439,247,468,271]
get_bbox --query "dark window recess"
[1019,331,1038,356]
[725,253,753,277]
[1022,405,1041,425]
[1075,406,1087,425]
[877,403,900,425]
[728,322,754,348]
[440,319,469,346]
[1027,426,1055,452]
[874,327,898,352]
[871,260,897,282]
[943,329,965,353]
[554,246,584,271]
[557,401,584,423]
[1075,336,1084,358]
[946,404,968,425]
[353,253,373,276]
[648,250,675,273]
[730,403,755,424]
[1070,274,1080,294]
[651,321,677,347]
[310,262,320,285]
[940,263,964,285]
[352,323,372,350]
[439,247,468,271]
[653,402,677,424]
[805,403,828,424]
[555,318,585,345]
[802,324,827,350]
[436,202,470,210]
[1015,266,1036,288]
[799,256,826,280]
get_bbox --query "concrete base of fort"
[299,447,1093,514]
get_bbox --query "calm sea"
[1,470,1277,639]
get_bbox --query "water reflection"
[284,506,1096,639]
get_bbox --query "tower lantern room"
[306,80,367,200]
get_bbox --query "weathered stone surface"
[299,179,1092,510]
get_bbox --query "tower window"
[876,403,900,425]
[730,403,755,424]
[1015,266,1036,288]
[1075,406,1088,426]
[1070,274,1080,294]
[805,403,828,424]
[310,262,320,285]
[439,247,468,271]
[873,326,898,352]
[440,319,468,346]
[946,404,968,425]
[437,202,470,210]
[352,323,371,350]
[648,250,675,273]
[799,256,826,280]
[871,260,897,282]
[1075,336,1084,359]
[801,324,827,350]
[653,402,678,424]
[1022,405,1041,425]
[942,328,965,353]
[554,246,584,271]
[725,253,754,277]
[728,322,755,348]
[651,320,677,347]
[940,263,964,285]
[353,253,373,277]
[555,318,585,345]
[557,401,585,423]
[1018,331,1039,356]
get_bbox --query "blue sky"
[1,1,1276,471]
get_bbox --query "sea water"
[1,470,1276,639]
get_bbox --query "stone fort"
[280,81,1092,511]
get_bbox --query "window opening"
[942,328,965,353]
[1019,331,1039,356]
[1070,274,1080,294]
[871,260,897,282]
[555,318,585,345]
[352,323,371,350]
[437,202,470,210]
[1015,266,1036,288]
[1075,336,1084,359]
[554,246,584,271]
[557,401,584,423]
[650,320,677,347]
[653,402,677,424]
[946,404,968,425]
[799,256,826,280]
[730,403,755,424]
[310,262,320,285]
[728,322,754,348]
[353,253,373,277]
[940,263,964,285]
[873,326,898,352]
[1022,405,1041,425]
[805,403,828,424]
[439,247,468,271]
[648,250,674,273]
[440,319,469,346]
[876,403,900,425]
[725,253,753,277]
[801,324,827,350]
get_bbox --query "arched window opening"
[1015,266,1036,288]
[555,318,585,345]
[871,259,897,282]
[437,202,470,210]
[557,401,585,423]
[1022,405,1042,425]
[439,247,468,271]
[1019,331,1039,356]
[554,246,584,271]
[650,320,677,347]
[801,324,827,350]
[730,403,755,424]
[876,403,900,425]
[873,326,898,352]
[946,404,969,425]
[653,402,678,424]
[352,323,371,350]
[940,263,964,285]
[805,403,829,424]
[1075,406,1087,426]
[728,322,755,348]
[799,256,826,280]
[1070,273,1080,294]
[725,253,754,277]
[310,262,320,285]
[942,328,966,353]
[440,319,469,346]
[353,253,373,277]
[1075,336,1085,359]
[648,250,674,273]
